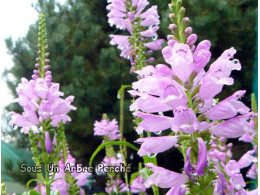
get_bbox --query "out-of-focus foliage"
[3,0,257,170]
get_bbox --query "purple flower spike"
[94,118,121,140]
[196,138,208,176]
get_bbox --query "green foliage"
[1,178,7,195]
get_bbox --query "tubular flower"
[145,163,188,193]
[135,136,178,157]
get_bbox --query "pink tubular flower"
[135,136,178,157]
[134,112,173,134]
[204,90,250,120]
[211,115,254,138]
[199,48,241,100]
[9,77,76,134]
[196,138,208,176]
[171,106,199,133]
[145,163,188,189]
[93,118,121,140]
[130,175,146,194]
[166,185,186,195]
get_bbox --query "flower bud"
[45,71,52,76]
[227,143,233,148]
[45,59,50,63]
[169,13,175,20]
[35,63,40,68]
[184,27,192,34]
[168,39,177,46]
[33,70,39,74]
[183,17,190,23]
[45,75,52,80]
[169,24,177,31]
[147,57,155,63]
[44,65,50,71]
[219,137,226,143]
[187,34,197,46]
[167,35,175,40]
[147,50,153,55]
[32,75,38,80]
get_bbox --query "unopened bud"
[32,75,38,80]
[45,71,52,76]
[147,57,155,63]
[35,63,40,68]
[169,13,175,20]
[227,143,233,148]
[44,65,50,71]
[45,75,52,80]
[219,137,226,143]
[147,50,153,55]
[167,35,174,40]
[169,24,177,31]
[183,17,190,23]
[168,39,177,46]
[184,27,192,34]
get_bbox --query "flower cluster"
[9,76,76,134]
[124,0,258,194]
[94,117,121,141]
[107,0,164,70]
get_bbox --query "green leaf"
[89,141,138,166]
[130,172,139,184]
[117,85,132,99]
[22,190,41,195]
[139,168,150,180]
[26,179,44,190]
[50,190,60,195]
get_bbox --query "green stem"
[119,86,131,195]
[45,163,50,195]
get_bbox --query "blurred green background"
[2,0,257,193]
